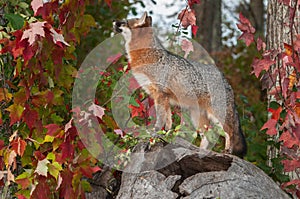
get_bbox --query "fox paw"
[224,148,233,154]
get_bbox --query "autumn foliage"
[0,0,102,198]
[2,0,298,197]
[237,5,300,196]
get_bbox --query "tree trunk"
[250,0,265,35]
[266,0,300,184]
[193,0,222,54]
[115,138,289,199]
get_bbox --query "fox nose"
[113,21,122,33]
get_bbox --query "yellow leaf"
[289,71,298,89]
[0,88,12,102]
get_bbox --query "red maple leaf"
[15,176,30,189]
[51,46,64,65]
[282,159,300,172]
[0,140,5,150]
[60,169,75,199]
[239,32,255,46]
[257,37,266,51]
[282,77,290,99]
[192,25,198,37]
[31,176,51,199]
[237,13,256,46]
[252,57,276,78]
[80,166,101,178]
[279,131,299,148]
[45,124,61,136]
[23,106,39,130]
[129,99,145,118]
[61,141,74,161]
[268,107,282,120]
[2,30,26,60]
[261,118,277,135]
[237,13,255,33]
[178,9,196,28]
[35,1,58,21]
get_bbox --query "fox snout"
[113,20,127,33]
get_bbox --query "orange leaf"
[6,104,24,126]
[15,177,30,189]
[288,70,298,89]
[284,43,293,56]
[0,88,12,102]
[294,103,300,118]
[11,137,26,157]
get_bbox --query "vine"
[238,0,300,196]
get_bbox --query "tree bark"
[250,0,265,35]
[193,0,222,54]
[116,138,289,199]
[266,0,300,184]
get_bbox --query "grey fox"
[113,12,247,157]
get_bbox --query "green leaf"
[46,152,55,161]
[4,13,24,30]
[48,162,62,180]
[129,97,139,107]
[83,14,96,28]
[44,135,54,143]
[19,2,29,9]
[51,113,64,123]
[81,180,92,192]
[15,171,30,180]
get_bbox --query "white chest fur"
[132,72,152,94]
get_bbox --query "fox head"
[113,12,155,60]
[113,12,152,33]
[113,12,152,42]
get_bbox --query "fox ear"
[137,12,148,26]
[147,16,152,26]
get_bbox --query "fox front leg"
[153,94,171,132]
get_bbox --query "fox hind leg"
[165,106,172,131]
[190,108,210,149]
